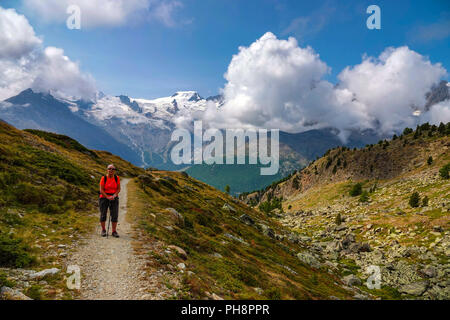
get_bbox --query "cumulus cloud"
[0,7,41,59]
[31,47,97,100]
[192,32,448,139]
[337,46,447,134]
[23,0,184,28]
[0,7,96,100]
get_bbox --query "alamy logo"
[66,5,81,30]
[366,265,381,289]
[170,121,280,176]
[66,265,81,290]
[366,5,381,30]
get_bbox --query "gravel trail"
[67,179,153,300]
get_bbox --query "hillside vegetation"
[126,170,355,299]
[0,120,144,299]
[241,122,450,299]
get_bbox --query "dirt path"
[67,179,153,300]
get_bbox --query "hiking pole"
[106,211,111,239]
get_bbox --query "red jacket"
[99,175,120,198]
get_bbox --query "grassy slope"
[126,170,352,300]
[0,121,144,299]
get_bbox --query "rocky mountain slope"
[241,122,450,299]
[0,121,361,300]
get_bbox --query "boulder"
[342,274,362,286]
[168,245,188,260]
[258,224,275,239]
[419,266,436,278]
[341,234,356,247]
[348,242,371,254]
[28,268,60,280]
[399,280,429,296]
[165,208,184,226]
[239,214,255,226]
[177,263,186,270]
[0,287,32,300]
[222,203,236,213]
[297,252,321,268]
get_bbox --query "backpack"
[99,175,118,195]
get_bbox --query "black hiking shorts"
[99,197,119,223]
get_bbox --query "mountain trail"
[66,178,163,300]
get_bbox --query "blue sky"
[3,0,450,99]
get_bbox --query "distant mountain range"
[1,81,448,194]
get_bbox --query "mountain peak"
[6,88,56,104]
[171,91,203,102]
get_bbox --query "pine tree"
[409,192,420,208]
[335,213,342,225]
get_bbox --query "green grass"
[0,232,36,268]
[127,173,353,300]
[0,121,145,299]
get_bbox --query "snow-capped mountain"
[1,82,447,178]
[73,91,221,168]
[0,89,143,165]
[0,88,222,168]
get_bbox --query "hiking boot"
[112,231,119,238]
[101,230,107,237]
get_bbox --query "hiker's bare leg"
[100,221,106,231]
[112,222,117,233]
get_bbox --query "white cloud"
[194,33,448,139]
[0,7,41,59]
[0,7,96,100]
[31,47,97,100]
[338,46,447,133]
[23,0,184,28]
[423,100,450,125]
[149,0,183,27]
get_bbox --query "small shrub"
[0,234,36,268]
[335,213,342,225]
[439,163,450,179]
[409,192,420,208]
[13,183,48,206]
[359,191,369,203]
[225,185,230,194]
[427,156,433,165]
[24,285,43,300]
[0,271,15,288]
[349,183,363,197]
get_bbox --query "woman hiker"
[99,164,121,238]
